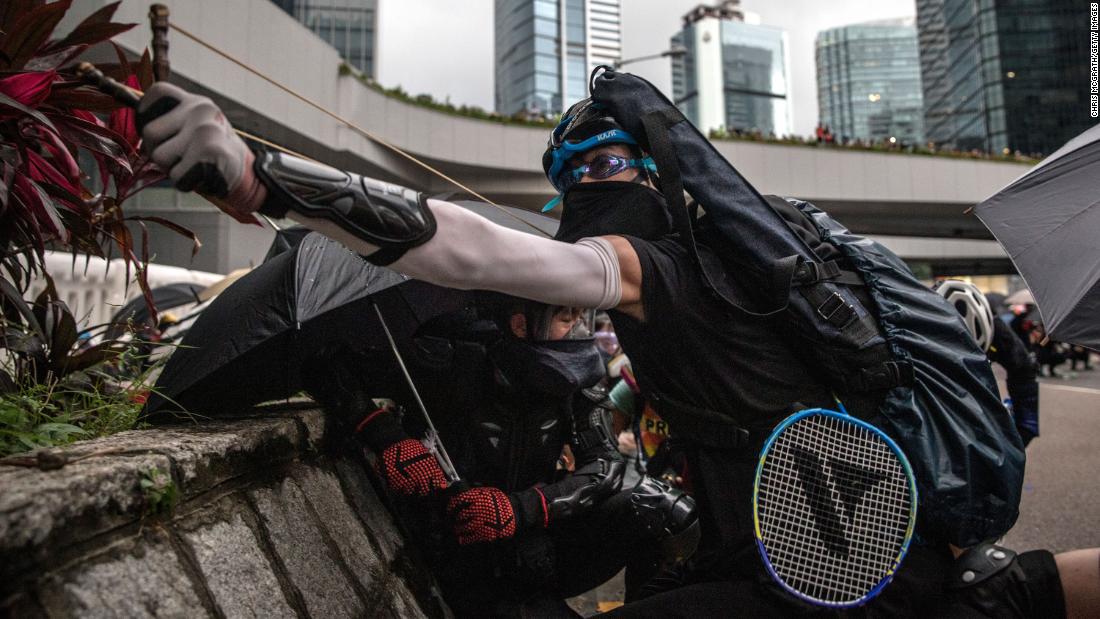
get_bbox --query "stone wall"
[0,404,450,618]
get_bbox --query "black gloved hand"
[537,456,625,522]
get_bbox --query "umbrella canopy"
[143,232,470,417]
[975,123,1100,350]
[447,198,559,237]
[1004,289,1035,307]
[145,199,558,418]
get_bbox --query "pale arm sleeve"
[287,198,623,309]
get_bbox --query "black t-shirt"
[608,235,835,568]
[609,235,833,431]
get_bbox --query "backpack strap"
[637,110,904,393]
[639,109,694,248]
[844,360,914,392]
[792,258,866,287]
[770,253,879,347]
[645,391,751,450]
[640,110,786,317]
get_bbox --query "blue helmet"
[542,97,642,194]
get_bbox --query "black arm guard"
[545,397,626,519]
[511,397,626,526]
[572,386,621,462]
[253,149,436,265]
[534,457,626,523]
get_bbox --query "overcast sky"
[376,0,916,136]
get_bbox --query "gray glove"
[137,82,249,198]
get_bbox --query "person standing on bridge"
[135,80,1098,617]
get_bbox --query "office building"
[915,0,1091,155]
[670,1,791,136]
[495,0,622,116]
[272,0,377,77]
[816,18,924,145]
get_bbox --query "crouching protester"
[136,70,1099,617]
[299,298,699,617]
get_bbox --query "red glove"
[446,487,520,545]
[377,438,450,498]
[358,407,449,498]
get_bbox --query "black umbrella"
[143,232,470,417]
[444,197,559,237]
[145,199,557,418]
[262,225,314,263]
[975,123,1100,350]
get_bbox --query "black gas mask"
[493,303,605,397]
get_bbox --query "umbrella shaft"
[371,302,460,483]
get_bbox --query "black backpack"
[591,68,1024,547]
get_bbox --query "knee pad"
[949,543,1065,618]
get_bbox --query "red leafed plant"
[0,1,197,452]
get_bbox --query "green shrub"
[338,62,557,129]
[0,350,159,458]
[0,1,196,456]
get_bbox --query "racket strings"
[758,414,912,605]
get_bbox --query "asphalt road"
[1003,368,1100,554]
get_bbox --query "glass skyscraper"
[916,0,1091,156]
[495,0,622,116]
[272,0,377,78]
[670,2,790,136]
[816,19,924,145]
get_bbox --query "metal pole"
[370,302,460,483]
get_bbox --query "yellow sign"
[638,405,670,458]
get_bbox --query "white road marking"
[1040,383,1100,396]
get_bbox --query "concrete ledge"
[0,405,450,618]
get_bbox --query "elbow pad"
[572,387,621,462]
[253,149,436,264]
[539,456,626,523]
[532,396,626,522]
[629,476,699,563]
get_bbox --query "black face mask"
[493,337,606,398]
[554,181,673,243]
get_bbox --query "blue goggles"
[545,124,639,189]
[542,154,657,212]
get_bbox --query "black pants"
[604,545,1064,618]
[420,489,660,618]
[1070,346,1092,370]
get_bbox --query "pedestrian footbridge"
[66,0,1026,276]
